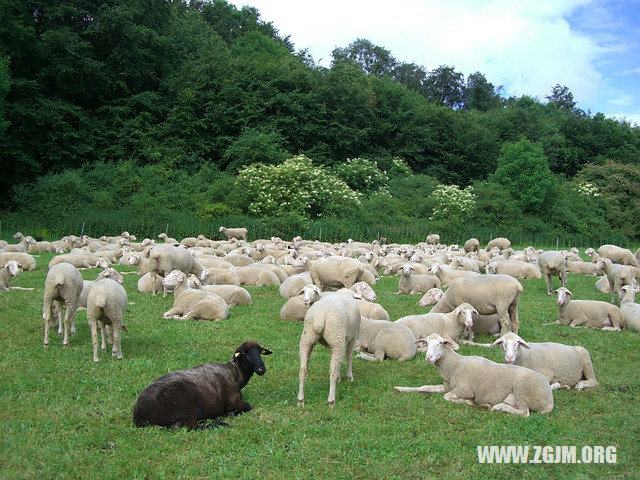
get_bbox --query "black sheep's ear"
[234,352,241,358]
[260,348,272,355]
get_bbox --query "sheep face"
[6,261,22,277]
[554,287,572,306]
[300,285,322,305]
[454,303,477,328]
[261,256,276,264]
[491,332,530,364]
[163,270,186,288]
[102,268,124,284]
[187,276,202,289]
[619,285,638,302]
[417,334,459,364]
[96,258,110,269]
[233,342,272,376]
[128,255,141,266]
[419,288,444,307]
[352,282,376,302]
[401,264,413,276]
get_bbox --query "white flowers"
[429,184,475,221]
[576,182,601,197]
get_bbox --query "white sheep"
[310,256,364,290]
[486,260,541,279]
[395,264,441,295]
[279,272,313,299]
[49,253,110,270]
[158,232,178,244]
[429,264,479,288]
[297,292,361,407]
[232,266,281,287]
[2,232,36,253]
[186,277,252,307]
[618,285,640,331]
[585,247,600,262]
[0,260,32,291]
[596,257,634,304]
[77,268,124,309]
[147,245,206,296]
[491,332,598,390]
[426,234,440,245]
[598,244,639,268]
[394,334,554,416]
[418,288,444,307]
[463,238,479,253]
[87,277,128,362]
[395,303,477,342]
[355,317,417,361]
[537,251,567,295]
[162,270,229,321]
[0,252,36,271]
[485,237,511,251]
[43,263,84,348]
[566,260,602,276]
[431,274,522,334]
[137,272,163,294]
[219,226,248,241]
[200,267,241,286]
[553,287,625,330]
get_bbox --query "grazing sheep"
[491,332,598,390]
[596,257,634,304]
[395,264,441,295]
[430,275,523,335]
[418,288,444,307]
[395,303,477,342]
[310,256,364,290]
[485,237,511,251]
[537,251,567,295]
[297,292,361,407]
[162,270,229,322]
[87,277,128,362]
[279,272,313,299]
[158,232,178,244]
[394,334,553,416]
[77,268,124,309]
[618,285,640,331]
[554,287,625,330]
[355,317,417,361]
[186,277,252,307]
[463,238,479,253]
[219,226,248,241]
[133,342,271,429]
[426,234,440,245]
[486,260,541,279]
[43,263,84,348]
[598,244,639,268]
[429,264,479,288]
[0,252,36,271]
[0,260,31,291]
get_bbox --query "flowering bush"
[575,182,601,197]
[332,157,389,195]
[235,155,361,218]
[428,184,475,221]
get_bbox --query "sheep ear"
[443,338,459,350]
[415,338,428,347]
[490,338,504,348]
[518,339,530,349]
[551,290,558,296]
[260,348,272,355]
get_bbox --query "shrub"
[332,157,389,195]
[222,127,290,172]
[428,184,475,221]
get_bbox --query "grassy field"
[1,252,639,479]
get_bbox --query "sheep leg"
[327,343,345,407]
[544,274,553,294]
[345,339,356,381]
[356,352,379,361]
[105,324,113,345]
[62,301,75,347]
[178,310,197,321]
[56,301,63,335]
[100,324,106,351]
[151,272,157,297]
[491,394,530,416]
[575,379,598,390]
[394,385,445,393]
[443,391,474,406]
[497,309,511,335]
[574,347,598,390]
[508,301,519,334]
[163,307,181,318]
[112,325,122,360]
[297,336,316,407]
[90,320,99,362]
[43,306,51,348]
[10,287,35,291]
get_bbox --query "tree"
[331,38,398,77]
[222,127,290,172]
[391,62,428,95]
[423,65,465,109]
[462,72,503,112]
[489,138,556,212]
[546,84,577,113]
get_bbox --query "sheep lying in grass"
[486,260,541,279]
[87,277,128,362]
[429,264,478,288]
[2,232,36,253]
[566,261,602,276]
[537,251,567,295]
[418,288,445,307]
[395,264,441,295]
[618,285,640,331]
[395,303,477,342]
[158,232,178,244]
[186,277,252,307]
[43,263,84,348]
[200,267,241,287]
[598,244,639,268]
[162,270,228,322]
[553,287,625,331]
[279,272,313,299]
[133,342,271,429]
[394,334,554,416]
[148,245,206,296]
[298,292,361,407]
[491,332,598,390]
[0,261,32,291]
[49,253,109,270]
[0,252,36,271]
[354,317,417,362]
[137,272,164,294]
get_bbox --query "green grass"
[1,253,639,479]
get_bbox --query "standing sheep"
[219,226,248,241]
[485,237,511,251]
[310,256,364,290]
[463,238,479,253]
[619,285,640,331]
[537,251,567,295]
[77,268,124,309]
[394,334,554,416]
[596,258,634,304]
[87,278,128,362]
[426,234,440,245]
[133,342,271,429]
[298,293,361,407]
[43,263,84,348]
[491,332,598,390]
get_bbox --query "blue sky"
[229,0,640,125]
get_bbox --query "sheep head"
[491,332,530,364]
[417,333,459,364]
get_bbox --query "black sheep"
[133,341,272,429]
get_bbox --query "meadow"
[1,251,639,479]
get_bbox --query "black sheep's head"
[233,342,272,376]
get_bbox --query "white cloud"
[621,67,640,75]
[609,94,634,107]
[229,0,629,110]
[606,113,640,126]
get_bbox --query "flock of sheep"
[1,228,639,427]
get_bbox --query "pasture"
[1,251,639,479]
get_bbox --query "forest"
[1,0,639,243]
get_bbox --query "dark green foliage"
[222,127,290,171]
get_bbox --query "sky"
[228,0,640,125]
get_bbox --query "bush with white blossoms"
[332,157,389,195]
[575,182,601,197]
[236,155,361,218]
[428,184,475,221]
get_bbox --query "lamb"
[133,342,271,429]
[279,272,313,299]
[429,264,479,288]
[598,244,639,268]
[426,234,440,245]
[395,264,441,295]
[491,332,598,390]
[77,268,124,309]
[537,251,567,295]
[186,277,252,307]
[2,232,36,253]
[297,292,361,407]
[485,260,541,279]
[394,334,553,416]
[219,226,248,241]
[617,285,640,331]
[162,270,229,322]
[310,256,364,290]
[553,287,625,330]
[43,263,84,348]
[0,260,32,291]
[87,277,128,362]
[430,275,522,334]
[596,257,634,304]
[354,317,417,361]
[232,266,281,287]
[463,238,479,253]
[485,237,511,251]
[158,232,178,244]
[395,303,477,342]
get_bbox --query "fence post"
[556,237,559,250]
[319,227,322,243]
[165,223,169,236]
[80,222,85,236]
